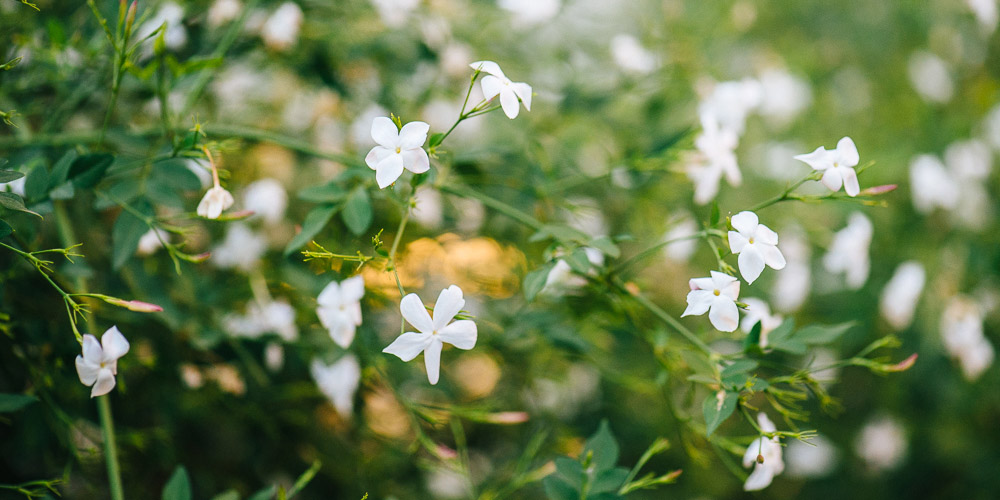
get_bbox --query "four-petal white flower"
[310,355,362,418]
[682,271,741,332]
[728,211,786,284]
[742,412,784,491]
[75,326,131,398]
[365,116,430,189]
[383,285,478,385]
[317,275,365,348]
[470,61,532,119]
[794,136,862,196]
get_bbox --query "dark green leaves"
[111,199,153,269]
[68,153,113,188]
[161,466,191,500]
[0,393,38,413]
[523,261,557,302]
[284,204,339,256]
[583,420,620,472]
[342,187,372,236]
[703,391,738,436]
[767,319,854,354]
[0,219,12,239]
[543,420,630,500]
[0,170,24,183]
[0,192,41,217]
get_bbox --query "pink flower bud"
[484,411,530,424]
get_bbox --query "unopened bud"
[756,454,764,464]
[125,1,138,35]
[885,353,918,372]
[103,297,164,313]
[484,411,530,424]
[861,184,898,196]
[178,251,212,263]
[216,210,256,221]
[435,444,458,460]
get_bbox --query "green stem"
[612,277,714,356]
[97,396,125,500]
[438,184,544,231]
[746,172,816,212]
[612,231,709,274]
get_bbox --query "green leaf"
[590,466,630,494]
[795,322,854,345]
[523,261,556,302]
[709,201,720,226]
[68,153,114,188]
[703,391,738,437]
[0,219,12,239]
[743,320,762,353]
[0,192,41,217]
[721,359,758,377]
[209,490,240,500]
[590,236,620,258]
[583,420,620,473]
[542,477,578,500]
[0,393,38,413]
[0,170,24,183]
[151,159,202,191]
[428,132,445,148]
[531,224,590,244]
[766,318,802,354]
[49,150,77,187]
[162,466,191,500]
[24,163,51,202]
[553,457,584,489]
[112,199,152,269]
[342,188,372,236]
[247,486,276,500]
[564,247,592,274]
[298,183,346,203]
[283,204,338,256]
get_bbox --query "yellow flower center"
[749,237,755,244]
[713,289,721,296]
[395,147,401,153]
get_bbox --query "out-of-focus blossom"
[785,434,837,479]
[794,137,861,197]
[136,228,169,256]
[208,0,242,27]
[365,117,430,189]
[454,197,486,233]
[311,355,361,417]
[242,178,288,224]
[138,2,187,51]
[524,364,601,418]
[212,223,267,271]
[470,61,532,119]
[261,2,303,52]
[910,154,959,213]
[910,140,992,229]
[264,342,284,372]
[985,104,1000,151]
[688,112,742,204]
[908,51,953,104]
[757,68,812,127]
[662,214,699,263]
[412,186,443,229]
[498,0,561,26]
[742,413,784,491]
[771,227,811,313]
[822,213,872,290]
[543,247,604,295]
[698,78,761,136]
[940,296,995,381]
[426,468,467,499]
[610,34,659,75]
[563,197,608,238]
[224,299,298,342]
[967,0,998,34]
[370,0,420,28]
[75,326,130,398]
[197,186,235,219]
[728,211,786,284]
[879,261,926,330]
[683,271,740,332]
[945,139,992,180]
[316,276,365,348]
[856,416,907,472]
[383,285,478,385]
[740,298,783,348]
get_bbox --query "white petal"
[755,225,779,246]
[728,230,749,254]
[721,279,740,301]
[710,271,738,290]
[81,334,103,363]
[401,148,430,174]
[757,412,777,432]
[469,60,504,78]
[90,369,117,398]
[424,339,443,384]
[743,437,764,467]
[709,297,739,332]
[400,293,434,333]
[397,121,429,150]
[330,320,356,348]
[432,285,465,331]
[511,82,532,111]
[340,275,365,303]
[836,136,859,167]
[382,332,431,362]
[375,154,405,189]
[763,244,786,270]
[480,75,503,100]
[730,211,759,235]
[820,167,843,192]
[738,245,766,284]
[682,290,714,317]
[76,355,100,385]
[743,466,775,491]
[689,277,715,290]
[100,326,130,362]
[438,320,477,349]
[841,167,860,197]
[317,280,341,306]
[793,146,832,171]
[370,116,399,147]
[499,88,520,119]
[349,302,362,326]
[365,146,391,170]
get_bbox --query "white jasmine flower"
[740,298,782,348]
[682,271,740,332]
[794,136,861,197]
[770,227,811,313]
[757,68,812,127]
[968,0,999,33]
[785,434,837,479]
[208,0,242,27]
[945,139,992,180]
[908,51,953,104]
[909,154,959,213]
[75,326,130,398]
[470,61,532,119]
[264,342,284,372]
[543,247,604,295]
[242,178,288,224]
[316,276,365,348]
[364,117,430,189]
[310,355,361,417]
[728,211,786,284]
[383,285,478,385]
[856,416,907,472]
[136,228,169,256]
[742,413,784,491]
[212,223,267,271]
[498,0,561,26]
[224,299,299,341]
[822,213,872,290]
[879,261,926,330]
[610,34,659,75]
[261,2,303,52]
[197,185,235,219]
[698,78,762,136]
[426,468,468,499]
[940,296,995,381]
[370,0,420,28]
[688,112,742,204]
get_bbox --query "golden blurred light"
[363,387,412,439]
[452,352,501,399]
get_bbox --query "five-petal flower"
[75,326,130,398]
[470,61,532,119]
[794,136,861,196]
[682,271,741,332]
[383,285,478,384]
[365,116,430,189]
[728,211,786,284]
[317,275,365,348]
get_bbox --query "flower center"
[395,147,401,154]
[713,289,721,296]
[748,237,755,244]
[100,362,107,368]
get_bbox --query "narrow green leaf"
[709,201,720,226]
[68,153,114,188]
[341,188,372,236]
[112,199,152,269]
[247,486,276,500]
[428,132,445,148]
[590,236,621,258]
[553,457,584,489]
[298,183,346,203]
[703,391,738,436]
[721,359,758,377]
[795,322,854,345]
[542,477,578,500]
[590,466,630,494]
[50,150,77,187]
[523,261,556,302]
[564,247,592,274]
[0,393,38,413]
[161,466,192,500]
[24,163,50,202]
[0,219,12,239]
[0,192,41,217]
[283,204,338,256]
[583,420,620,473]
[0,170,24,183]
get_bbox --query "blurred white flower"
[563,197,608,238]
[856,416,907,472]
[771,227,811,313]
[426,468,468,498]
[370,0,420,28]
[984,104,1000,151]
[688,112,742,205]
[662,214,698,263]
[454,197,485,233]
[213,223,267,271]
[543,247,604,295]
[757,68,812,127]
[138,2,187,51]
[610,34,659,75]
[470,61,532,119]
[383,285,478,385]
[698,78,761,136]
[785,434,837,479]
[75,326,130,398]
[742,413,784,491]
[261,2,303,52]
[728,211,786,284]
[365,117,430,189]
[136,228,169,256]
[683,271,740,332]
[311,355,361,417]
[909,154,959,213]
[908,51,953,104]
[197,186,235,219]
[243,178,288,224]
[968,0,999,34]
[264,342,284,372]
[412,186,443,228]
[317,276,365,348]
[439,43,474,78]
[879,261,925,330]
[224,299,299,342]
[822,212,872,290]
[794,136,861,197]
[208,0,242,27]
[740,298,782,348]
[498,0,560,26]
[940,296,995,381]
[945,139,992,180]
[910,141,993,228]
